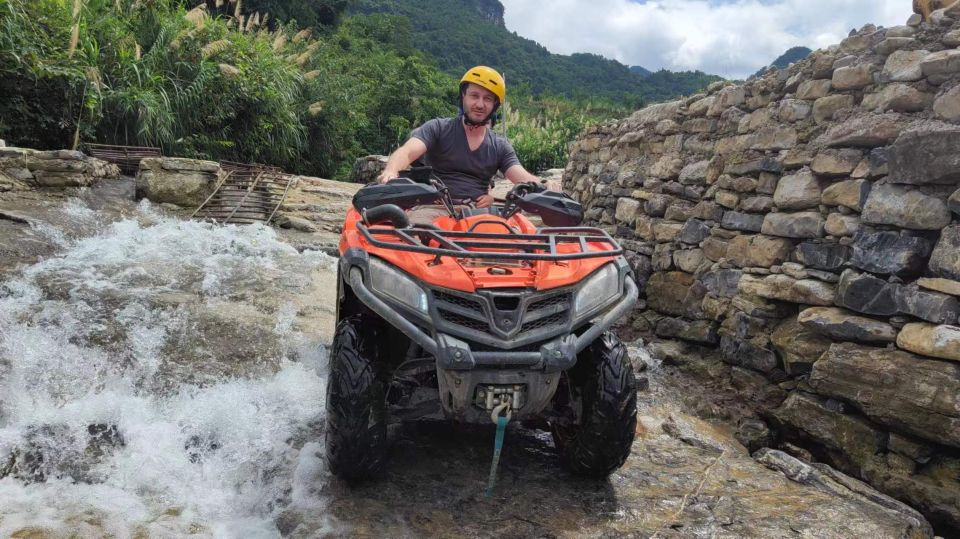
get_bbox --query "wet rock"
[726,234,793,267]
[772,393,887,468]
[795,242,851,272]
[771,317,832,375]
[136,158,218,207]
[888,433,933,463]
[928,225,960,280]
[738,274,835,306]
[819,113,901,148]
[721,211,764,232]
[895,283,960,324]
[275,215,317,233]
[835,270,899,316]
[736,418,774,452]
[720,334,780,373]
[810,342,960,449]
[861,184,949,231]
[896,322,960,362]
[888,129,960,185]
[655,317,719,344]
[762,212,825,239]
[774,169,823,210]
[822,179,871,211]
[849,228,934,276]
[798,306,898,343]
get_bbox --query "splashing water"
[0,199,339,537]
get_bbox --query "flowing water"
[0,198,340,537]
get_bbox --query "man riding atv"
[327,66,642,484]
[377,66,562,224]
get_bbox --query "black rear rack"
[356,223,622,261]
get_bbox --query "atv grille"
[440,312,489,333]
[520,312,567,333]
[527,293,569,312]
[434,291,484,314]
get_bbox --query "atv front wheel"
[551,331,638,478]
[325,315,388,480]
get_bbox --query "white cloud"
[499,0,912,78]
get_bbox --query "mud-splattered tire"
[325,315,388,481]
[551,331,638,478]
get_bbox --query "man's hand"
[475,194,494,208]
[376,169,398,184]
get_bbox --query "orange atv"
[327,167,642,480]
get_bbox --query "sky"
[499,0,914,79]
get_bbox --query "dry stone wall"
[566,14,960,531]
[0,147,119,191]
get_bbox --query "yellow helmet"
[459,66,505,104]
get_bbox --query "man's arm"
[504,164,562,192]
[377,137,428,183]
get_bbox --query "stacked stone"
[0,147,119,190]
[135,157,221,208]
[566,13,960,530]
[350,155,388,184]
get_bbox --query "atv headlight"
[368,257,429,314]
[574,263,621,317]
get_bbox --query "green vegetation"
[0,0,721,179]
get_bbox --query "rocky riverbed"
[0,177,936,537]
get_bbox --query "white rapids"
[0,199,340,537]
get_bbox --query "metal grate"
[191,167,296,225]
[84,143,161,175]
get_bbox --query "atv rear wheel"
[325,315,388,481]
[551,331,638,478]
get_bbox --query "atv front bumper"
[344,264,638,373]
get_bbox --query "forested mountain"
[752,46,812,78]
[350,0,722,103]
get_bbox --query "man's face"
[462,83,498,124]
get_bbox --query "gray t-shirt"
[409,117,521,200]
